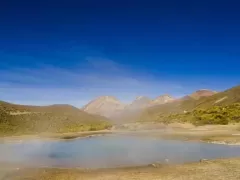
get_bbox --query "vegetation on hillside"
[139,103,240,126]
[0,102,112,136]
[195,85,240,108]
[143,85,240,116]
[136,85,240,125]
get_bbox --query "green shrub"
[144,103,240,126]
[0,111,112,135]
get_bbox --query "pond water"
[1,134,240,168]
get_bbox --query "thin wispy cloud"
[0,56,184,107]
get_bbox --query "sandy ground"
[1,158,240,180]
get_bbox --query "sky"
[0,0,240,107]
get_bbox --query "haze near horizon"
[0,0,240,107]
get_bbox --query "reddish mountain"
[151,94,175,105]
[125,96,152,109]
[189,89,217,99]
[82,96,125,117]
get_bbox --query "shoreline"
[1,127,240,179]
[1,124,240,145]
[1,131,240,146]
[0,130,113,142]
[2,157,240,180]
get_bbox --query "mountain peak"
[82,96,125,117]
[151,94,175,105]
[190,89,217,99]
[135,96,151,101]
[156,94,173,98]
[125,96,151,110]
[94,96,120,103]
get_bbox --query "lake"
[1,134,240,168]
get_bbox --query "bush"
[0,111,112,135]
[151,103,240,126]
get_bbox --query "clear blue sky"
[0,0,240,106]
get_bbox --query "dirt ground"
[1,158,240,180]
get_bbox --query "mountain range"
[81,89,217,118]
[136,85,240,123]
[0,85,239,135]
[82,96,125,117]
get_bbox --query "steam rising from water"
[1,134,240,168]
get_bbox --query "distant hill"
[165,103,240,126]
[0,101,82,114]
[125,96,152,110]
[121,95,175,111]
[0,101,111,135]
[136,85,240,123]
[146,88,219,114]
[82,96,125,118]
[82,94,177,118]
[194,85,240,108]
[151,94,175,105]
[189,89,217,100]
[81,85,239,125]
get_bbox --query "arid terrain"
[0,85,240,179]
[1,120,240,179]
[1,158,240,180]
[1,124,240,180]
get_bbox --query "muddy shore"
[0,130,113,143]
[1,158,240,180]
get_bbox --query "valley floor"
[1,124,240,179]
[1,158,240,180]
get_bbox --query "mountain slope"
[0,101,111,135]
[151,94,175,105]
[125,96,152,109]
[131,85,240,122]
[189,89,217,100]
[147,88,223,113]
[194,85,240,108]
[0,101,82,114]
[82,96,125,117]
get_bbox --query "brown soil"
[1,158,240,180]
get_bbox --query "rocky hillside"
[189,89,217,100]
[151,94,175,105]
[194,85,240,108]
[125,96,152,109]
[82,96,125,117]
[82,94,177,118]
[125,95,175,110]
[81,88,220,119]
[136,85,240,123]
